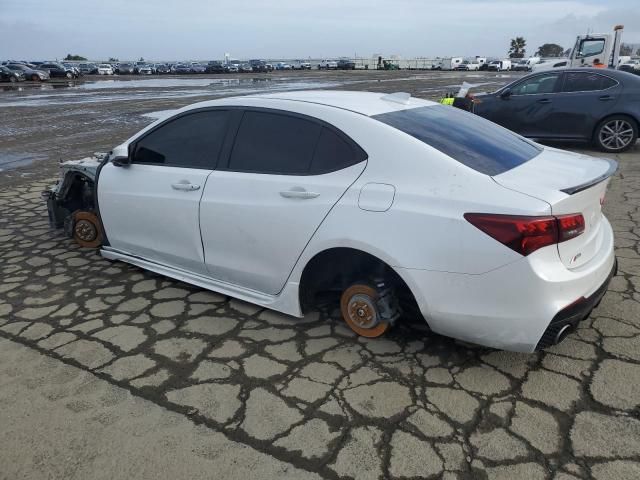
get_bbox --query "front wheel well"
[298,247,420,318]
[47,172,97,229]
[60,172,96,213]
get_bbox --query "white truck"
[487,59,512,71]
[532,24,624,72]
[455,59,480,71]
[434,57,463,70]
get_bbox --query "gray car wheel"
[594,116,638,153]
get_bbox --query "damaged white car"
[44,91,617,352]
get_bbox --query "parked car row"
[69,60,279,75]
[317,59,356,70]
[0,61,65,81]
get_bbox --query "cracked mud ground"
[1,72,640,479]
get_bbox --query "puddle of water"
[77,78,234,89]
[0,152,47,171]
[0,82,77,93]
[0,80,346,107]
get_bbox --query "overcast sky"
[1,0,639,60]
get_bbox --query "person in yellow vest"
[439,92,474,111]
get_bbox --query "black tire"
[31,74,40,81]
[594,115,638,153]
[9,76,17,83]
[65,71,73,79]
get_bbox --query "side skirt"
[100,247,303,318]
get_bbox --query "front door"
[98,109,231,274]
[200,109,367,295]
[489,72,562,138]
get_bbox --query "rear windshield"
[373,105,541,175]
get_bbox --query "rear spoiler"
[561,158,618,195]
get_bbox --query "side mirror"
[500,88,512,99]
[112,144,134,167]
[111,155,130,167]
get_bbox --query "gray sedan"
[473,68,640,152]
[5,63,50,81]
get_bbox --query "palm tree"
[509,37,527,58]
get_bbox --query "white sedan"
[97,64,114,75]
[45,91,616,352]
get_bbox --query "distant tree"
[637,47,640,56]
[64,53,87,61]
[508,37,526,58]
[139,57,144,62]
[108,57,119,62]
[535,43,565,57]
[620,43,633,56]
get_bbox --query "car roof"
[184,90,436,117]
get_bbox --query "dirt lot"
[1,70,639,479]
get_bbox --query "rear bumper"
[396,216,616,352]
[535,257,616,350]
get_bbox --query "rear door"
[200,109,367,295]
[489,72,562,138]
[546,71,621,139]
[98,109,231,275]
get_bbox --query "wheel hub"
[347,294,379,329]
[75,219,97,242]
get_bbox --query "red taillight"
[464,213,585,256]
[557,213,585,242]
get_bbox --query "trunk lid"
[493,147,616,269]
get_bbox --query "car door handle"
[537,98,551,104]
[171,182,200,191]
[279,188,320,199]
[599,95,614,101]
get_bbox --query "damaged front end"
[42,153,106,246]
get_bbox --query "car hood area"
[492,146,617,205]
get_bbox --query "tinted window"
[310,128,365,174]
[511,73,560,95]
[229,111,321,174]
[562,72,617,92]
[132,110,230,169]
[373,105,541,176]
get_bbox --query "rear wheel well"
[299,247,420,318]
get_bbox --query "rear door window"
[562,72,617,92]
[310,128,366,174]
[132,110,230,169]
[373,105,541,176]
[228,111,321,174]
